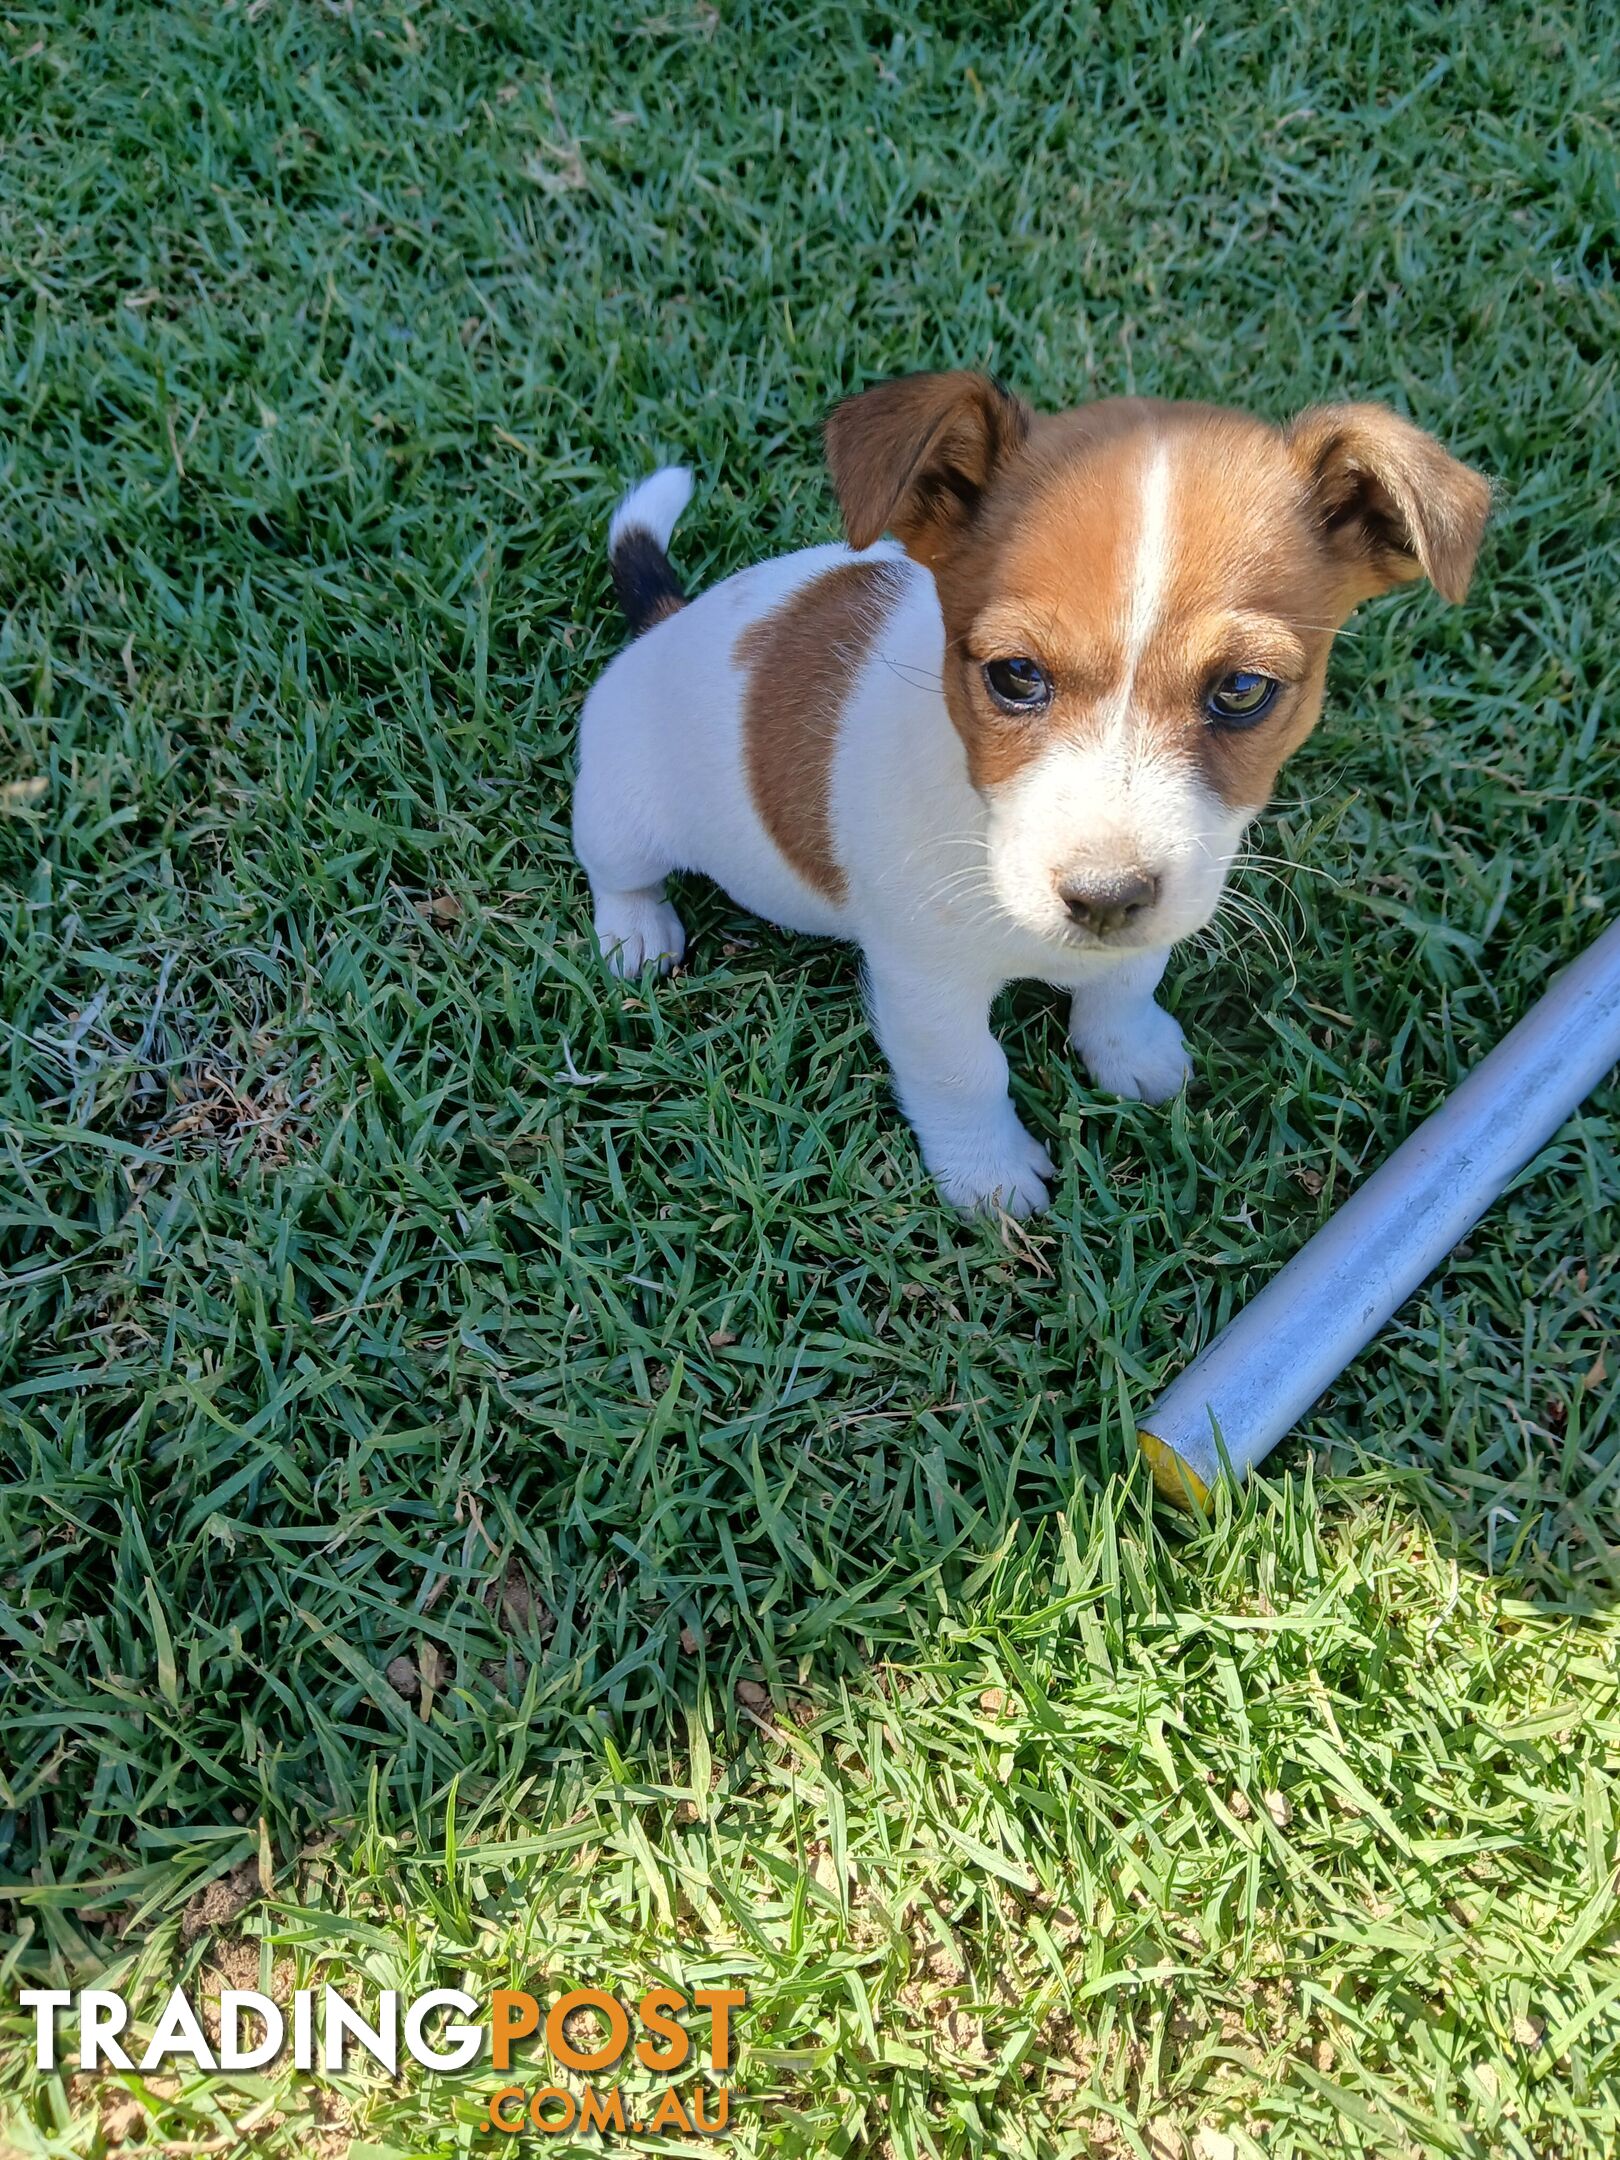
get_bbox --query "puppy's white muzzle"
[983,737,1243,949]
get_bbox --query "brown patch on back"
[735,560,903,900]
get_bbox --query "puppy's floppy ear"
[824,371,1031,567]
[1285,403,1491,606]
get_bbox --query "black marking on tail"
[610,528,687,636]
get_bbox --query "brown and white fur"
[574,373,1489,1216]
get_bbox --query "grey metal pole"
[1139,915,1620,1508]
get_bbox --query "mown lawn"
[2,2,1618,2155]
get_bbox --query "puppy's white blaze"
[1125,439,1172,657]
[1102,438,1174,740]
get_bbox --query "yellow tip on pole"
[1137,1429,1211,1512]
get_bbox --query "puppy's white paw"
[596,890,686,978]
[928,1118,1054,1219]
[1073,1000,1191,1105]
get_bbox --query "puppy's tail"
[608,466,693,636]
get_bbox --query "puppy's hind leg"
[573,744,686,979]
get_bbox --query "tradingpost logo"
[21,1982,744,2139]
[481,1985,741,2138]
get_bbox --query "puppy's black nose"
[1058,869,1160,936]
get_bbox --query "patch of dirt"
[477,1558,556,1698]
[148,1039,321,1166]
[201,1931,263,1994]
[484,1558,554,1642]
[386,1652,421,1697]
[180,1858,260,1945]
[386,1640,453,1708]
[98,2089,147,2149]
[190,1934,273,2048]
[311,2081,354,2159]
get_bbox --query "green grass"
[2,1,1618,2153]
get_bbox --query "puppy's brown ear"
[1285,404,1491,606]
[824,371,1031,568]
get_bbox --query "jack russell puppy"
[573,373,1489,1216]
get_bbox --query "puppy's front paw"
[928,1118,1054,1219]
[595,891,686,978]
[1074,1000,1192,1105]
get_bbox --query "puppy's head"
[826,373,1490,948]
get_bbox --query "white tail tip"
[608,466,693,556]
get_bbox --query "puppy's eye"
[983,656,1052,713]
[1205,670,1279,727]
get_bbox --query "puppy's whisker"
[912,868,1002,921]
[879,655,945,692]
[918,873,996,910]
[1228,866,1311,934]
[888,830,991,880]
[1215,887,1298,991]
[1236,851,1341,883]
